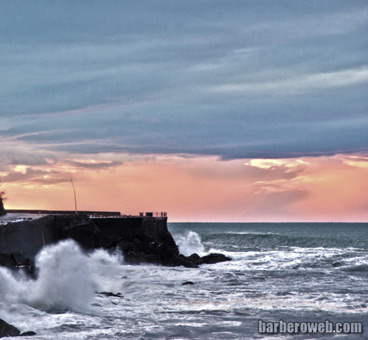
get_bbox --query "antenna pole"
[70,177,78,214]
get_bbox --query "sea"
[0,222,367,339]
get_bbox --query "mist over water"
[0,223,367,339]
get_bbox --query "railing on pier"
[5,209,167,219]
[139,212,167,218]
[5,209,121,217]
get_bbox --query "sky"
[0,0,367,222]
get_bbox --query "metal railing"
[139,212,167,218]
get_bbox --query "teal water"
[169,222,368,250]
[0,222,367,339]
[168,223,368,339]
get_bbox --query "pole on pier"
[70,177,78,214]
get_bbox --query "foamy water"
[0,223,367,339]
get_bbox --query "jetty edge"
[0,213,231,274]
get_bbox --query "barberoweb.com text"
[258,319,363,335]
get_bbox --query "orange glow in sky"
[2,153,368,222]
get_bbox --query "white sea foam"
[224,231,277,235]
[175,231,206,256]
[29,240,95,312]
[0,240,125,314]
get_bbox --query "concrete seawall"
[0,214,230,270]
[0,215,59,259]
[0,215,173,259]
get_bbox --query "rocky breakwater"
[93,215,231,267]
[0,214,230,273]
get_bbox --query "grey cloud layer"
[0,1,367,160]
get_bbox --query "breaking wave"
[174,231,206,256]
[0,240,123,313]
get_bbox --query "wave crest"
[0,239,124,314]
[175,231,206,256]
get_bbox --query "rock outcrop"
[0,318,35,338]
[0,252,34,277]
[0,214,231,272]
[94,216,231,268]
[0,318,21,338]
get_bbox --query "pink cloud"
[2,153,368,222]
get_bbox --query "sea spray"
[175,231,206,256]
[0,240,126,314]
[0,266,29,304]
[28,240,95,312]
[87,248,125,293]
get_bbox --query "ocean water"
[0,222,367,339]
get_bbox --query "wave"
[341,263,368,272]
[202,232,366,251]
[0,240,124,314]
[223,231,279,236]
[174,231,207,256]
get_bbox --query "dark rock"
[0,318,21,338]
[118,240,137,253]
[118,234,179,266]
[142,254,161,264]
[123,249,148,265]
[173,254,198,268]
[182,281,194,285]
[141,218,179,256]
[0,199,5,216]
[201,253,231,264]
[99,235,121,249]
[11,252,27,266]
[187,253,203,265]
[0,252,34,277]
[154,243,171,264]
[98,291,123,298]
[20,331,36,336]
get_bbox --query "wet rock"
[142,254,161,264]
[118,236,180,267]
[182,281,194,286]
[187,253,203,265]
[118,240,137,253]
[0,318,20,338]
[123,249,147,264]
[98,291,123,298]
[0,252,34,277]
[201,253,231,264]
[20,331,36,336]
[173,254,198,268]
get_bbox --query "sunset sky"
[1,1,367,222]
